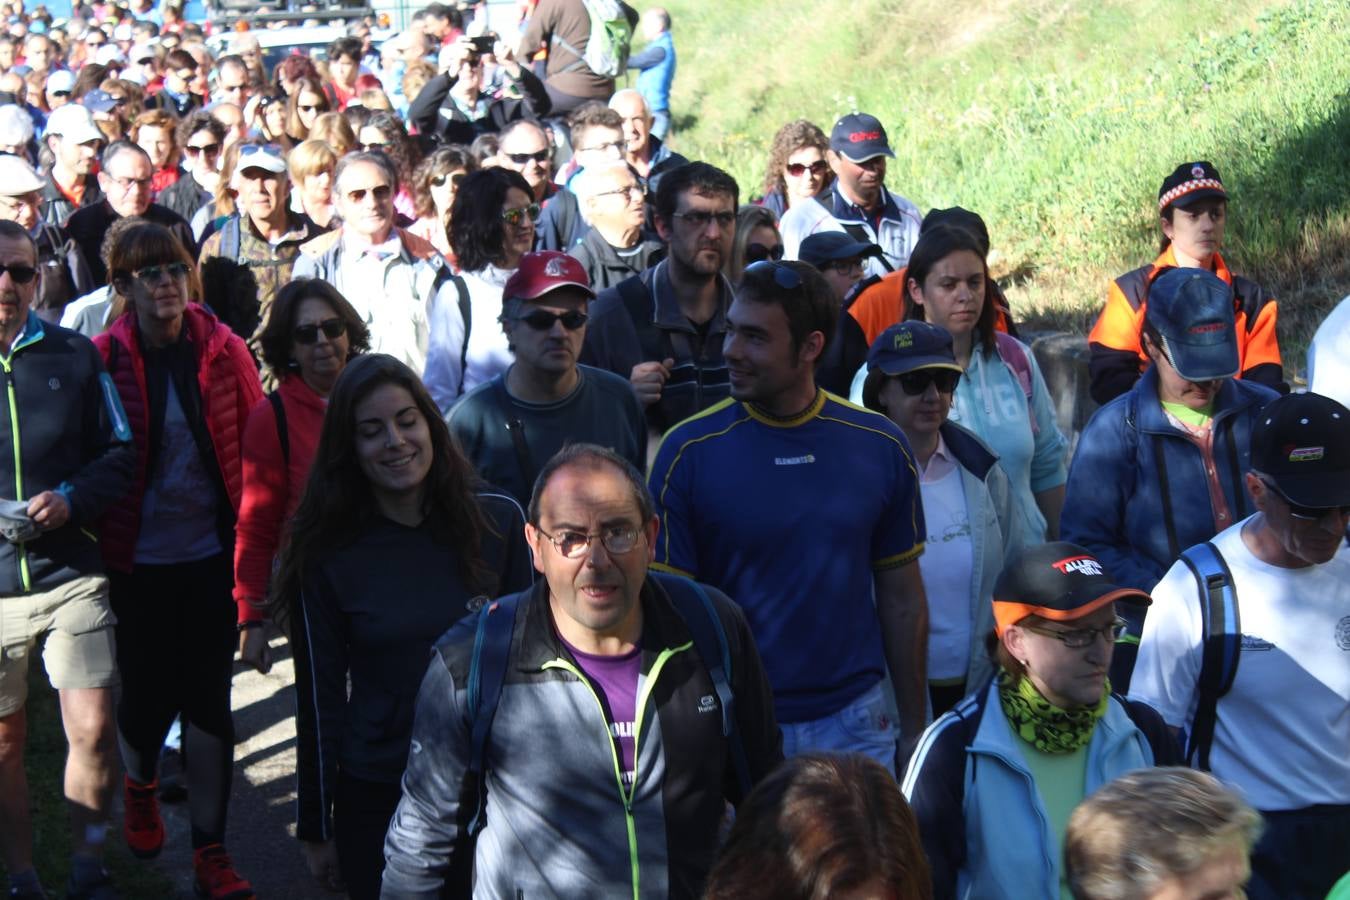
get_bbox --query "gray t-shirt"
[448,364,647,508]
[134,377,222,564]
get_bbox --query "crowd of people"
[0,0,1347,898]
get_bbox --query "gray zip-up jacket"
[380,576,783,899]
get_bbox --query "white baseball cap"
[46,69,75,94]
[0,154,45,195]
[44,103,104,145]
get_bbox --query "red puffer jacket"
[94,305,263,573]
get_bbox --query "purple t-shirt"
[560,636,642,789]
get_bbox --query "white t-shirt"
[1308,294,1350,409]
[918,460,974,680]
[1129,517,1350,811]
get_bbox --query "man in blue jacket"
[1061,267,1277,690]
[0,220,135,900]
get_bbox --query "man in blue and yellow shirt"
[649,259,929,773]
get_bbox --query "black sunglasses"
[505,149,550,165]
[512,309,588,331]
[1259,477,1350,521]
[293,317,346,344]
[745,241,784,264]
[0,263,38,284]
[896,368,961,396]
[430,172,465,189]
[744,260,801,290]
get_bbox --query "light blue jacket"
[633,31,675,111]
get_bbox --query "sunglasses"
[360,141,390,152]
[430,172,465,189]
[744,259,801,290]
[1259,477,1350,521]
[51,90,71,98]
[345,184,393,203]
[0,263,37,284]
[505,149,550,165]
[895,368,961,396]
[298,103,321,114]
[786,160,828,178]
[184,142,221,157]
[132,261,190,283]
[512,309,588,331]
[293,317,346,344]
[500,203,541,226]
[745,241,784,264]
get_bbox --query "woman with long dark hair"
[275,354,532,898]
[408,144,476,261]
[284,77,331,147]
[450,166,537,392]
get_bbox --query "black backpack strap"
[267,390,289,466]
[839,222,893,271]
[1150,433,1181,561]
[1178,541,1241,771]
[453,273,472,397]
[463,591,523,834]
[650,571,752,798]
[489,377,534,491]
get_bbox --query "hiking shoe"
[192,845,254,900]
[64,869,119,900]
[122,776,165,859]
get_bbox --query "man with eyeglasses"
[159,111,224,224]
[582,161,738,439]
[0,154,94,323]
[0,218,136,900]
[780,113,922,278]
[407,35,550,150]
[381,442,782,898]
[65,140,196,285]
[199,143,325,353]
[143,48,202,118]
[1062,268,1278,691]
[212,54,251,108]
[649,260,929,775]
[568,160,663,290]
[39,103,104,228]
[449,251,645,509]
[1130,390,1350,900]
[294,151,469,394]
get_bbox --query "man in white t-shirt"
[1130,391,1350,900]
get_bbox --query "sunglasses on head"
[240,142,282,158]
[1259,477,1350,521]
[500,203,541,226]
[505,149,550,165]
[744,259,801,290]
[512,309,588,331]
[895,368,961,396]
[785,160,828,178]
[293,317,346,344]
[745,241,784,264]
[0,263,38,284]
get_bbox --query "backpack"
[993,331,1038,436]
[553,0,632,78]
[1177,541,1242,771]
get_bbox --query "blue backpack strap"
[221,213,242,264]
[1178,541,1241,771]
[464,591,522,835]
[649,571,753,798]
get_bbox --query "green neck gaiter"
[998,669,1109,754]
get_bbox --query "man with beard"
[581,161,736,438]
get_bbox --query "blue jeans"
[779,682,898,776]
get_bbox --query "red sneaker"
[192,845,254,900]
[122,776,164,859]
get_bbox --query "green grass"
[654,0,1350,373]
[2,669,174,897]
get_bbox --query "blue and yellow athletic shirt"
[648,390,925,724]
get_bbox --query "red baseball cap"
[503,251,596,302]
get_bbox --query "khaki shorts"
[0,574,118,716]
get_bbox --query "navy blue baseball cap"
[867,321,964,377]
[799,231,879,267]
[1146,268,1239,382]
[1250,392,1350,508]
[830,113,894,163]
[81,88,119,114]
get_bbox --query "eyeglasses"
[672,209,735,229]
[822,258,865,277]
[51,90,70,98]
[184,141,221,157]
[579,139,624,155]
[1259,477,1350,521]
[293,317,346,344]
[744,241,784,264]
[744,259,802,290]
[174,68,198,80]
[505,149,551,165]
[1021,617,1129,649]
[895,368,961,396]
[593,183,643,202]
[785,160,828,178]
[512,309,587,331]
[536,525,641,559]
[297,104,321,114]
[500,203,540,226]
[0,263,38,284]
[132,261,190,283]
[430,172,465,189]
[344,184,393,203]
[107,174,153,191]
[360,141,390,152]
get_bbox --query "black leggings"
[111,553,237,850]
[335,771,403,900]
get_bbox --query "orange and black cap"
[992,542,1150,636]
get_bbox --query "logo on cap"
[1189,322,1226,334]
[850,130,882,143]
[1288,446,1325,462]
[544,257,565,277]
[894,331,913,349]
[1191,164,1206,179]
[1052,555,1103,577]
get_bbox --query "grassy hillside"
[652,0,1350,372]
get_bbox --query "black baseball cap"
[829,113,894,163]
[921,207,990,253]
[799,232,879,267]
[992,542,1150,636]
[867,321,963,377]
[1158,161,1227,212]
[1146,268,1239,382]
[1250,392,1350,508]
